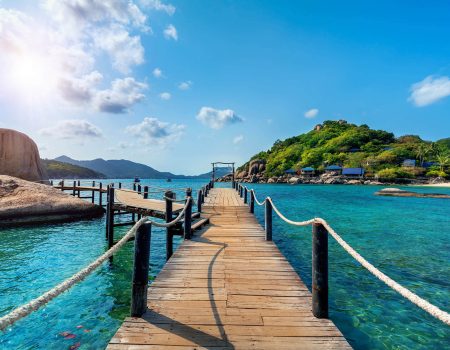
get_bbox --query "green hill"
[240,120,450,179]
[41,159,106,179]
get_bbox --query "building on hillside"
[285,168,298,175]
[422,161,437,169]
[402,159,416,167]
[342,167,365,178]
[324,165,342,174]
[301,167,315,176]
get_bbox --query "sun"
[8,52,60,103]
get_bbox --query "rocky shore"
[0,175,104,227]
[216,160,447,186]
[375,188,450,198]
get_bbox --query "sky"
[0,0,449,175]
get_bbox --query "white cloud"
[153,67,163,78]
[196,107,243,129]
[163,24,177,40]
[58,70,103,103]
[43,0,149,31]
[141,0,176,15]
[178,81,192,90]
[233,135,244,144]
[126,117,185,145]
[409,75,450,107]
[159,92,171,100]
[40,120,102,139]
[304,108,319,118]
[93,25,144,74]
[94,77,147,113]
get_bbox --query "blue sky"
[1,1,449,174]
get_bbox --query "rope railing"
[0,193,195,332]
[237,183,450,325]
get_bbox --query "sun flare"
[8,52,60,102]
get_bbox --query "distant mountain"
[54,156,187,179]
[41,159,106,179]
[196,167,234,179]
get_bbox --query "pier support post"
[132,183,136,222]
[143,186,149,199]
[184,188,193,239]
[197,189,202,212]
[61,180,64,191]
[165,191,174,261]
[204,186,208,198]
[77,180,81,197]
[72,181,76,196]
[244,187,248,204]
[92,181,95,203]
[99,183,103,207]
[250,190,255,214]
[131,222,152,317]
[106,187,115,260]
[265,199,272,241]
[312,222,328,319]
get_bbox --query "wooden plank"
[107,188,350,349]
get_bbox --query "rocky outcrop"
[0,175,104,227]
[0,129,48,181]
[375,187,450,198]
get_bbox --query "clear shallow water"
[0,180,449,349]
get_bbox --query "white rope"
[267,197,316,226]
[251,189,267,206]
[151,197,191,228]
[0,217,148,331]
[0,195,193,331]
[249,190,450,326]
[315,218,450,326]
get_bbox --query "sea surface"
[0,179,449,349]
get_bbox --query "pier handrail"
[0,197,192,332]
[238,183,450,326]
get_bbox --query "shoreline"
[410,182,450,188]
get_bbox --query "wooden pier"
[107,188,351,349]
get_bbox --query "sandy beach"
[412,182,450,188]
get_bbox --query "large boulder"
[0,128,48,181]
[0,175,104,227]
[248,159,266,175]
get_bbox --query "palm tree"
[415,143,429,167]
[436,152,449,173]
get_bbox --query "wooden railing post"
[250,190,255,214]
[106,187,115,258]
[92,181,95,203]
[201,188,205,204]
[132,183,136,222]
[204,186,208,198]
[312,222,329,319]
[143,186,149,199]
[244,187,248,204]
[61,180,64,191]
[72,181,76,196]
[184,188,193,240]
[265,199,272,241]
[165,190,174,261]
[99,182,103,207]
[131,222,152,317]
[77,180,81,197]
[197,189,202,213]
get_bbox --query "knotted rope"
[240,185,450,326]
[0,197,193,331]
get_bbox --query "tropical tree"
[436,152,449,173]
[415,143,429,166]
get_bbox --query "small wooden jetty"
[107,188,350,349]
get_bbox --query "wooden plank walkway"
[108,188,351,349]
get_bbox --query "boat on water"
[134,176,140,183]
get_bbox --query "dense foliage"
[241,120,450,178]
[42,159,106,179]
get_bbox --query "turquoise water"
[0,180,449,349]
